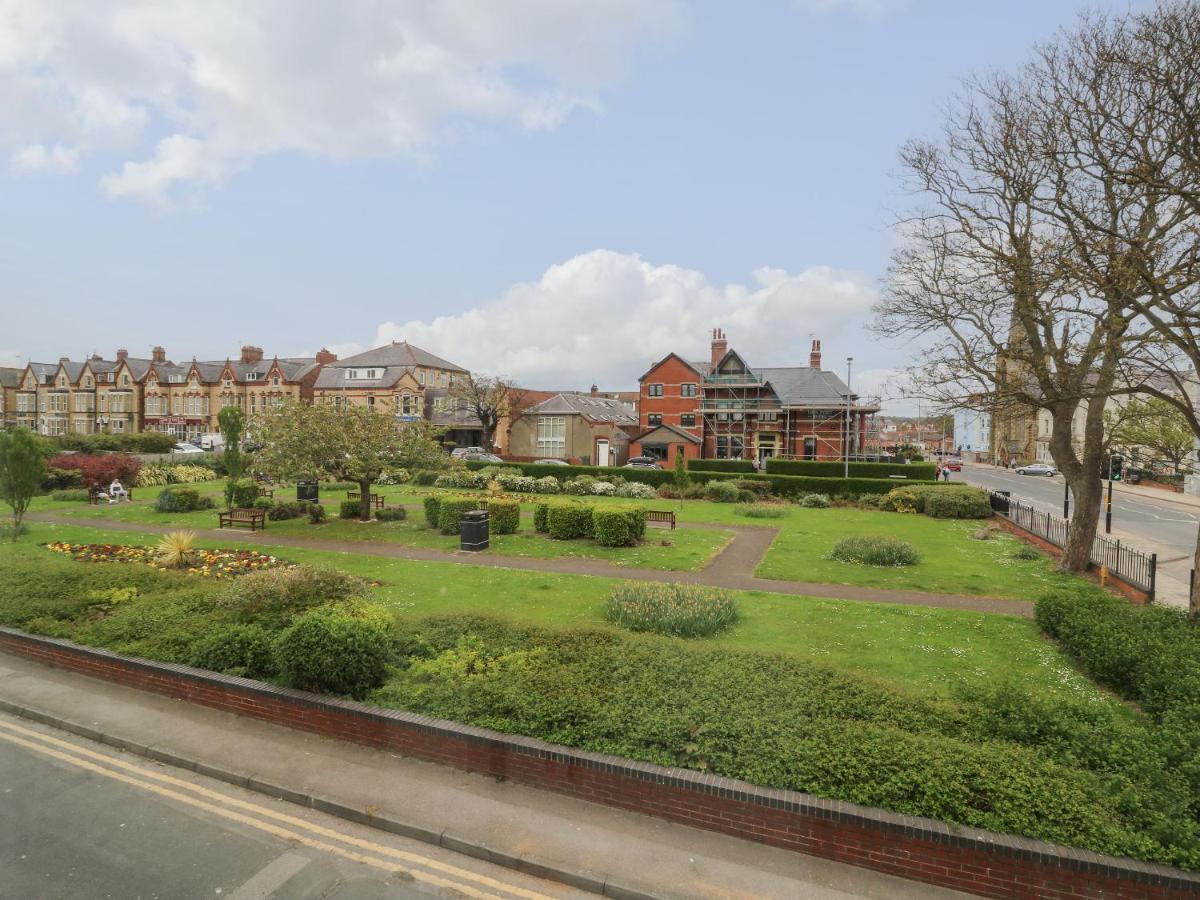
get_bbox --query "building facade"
[631,331,877,464]
[508,392,638,465]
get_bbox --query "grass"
[8,521,1110,702]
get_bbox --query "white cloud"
[0,1,681,204]
[363,249,879,389]
[10,142,80,174]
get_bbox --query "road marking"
[0,720,553,900]
[228,852,310,900]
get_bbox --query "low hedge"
[534,502,551,533]
[487,499,520,534]
[274,609,391,700]
[547,503,594,540]
[154,487,214,513]
[438,498,479,535]
[686,459,755,474]
[267,501,306,520]
[50,489,90,502]
[423,496,441,528]
[766,458,938,480]
[925,489,991,519]
[374,506,407,522]
[592,507,646,546]
[339,499,362,519]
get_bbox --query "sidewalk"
[0,649,973,900]
[964,461,1200,508]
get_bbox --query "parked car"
[624,456,663,469]
[172,442,204,454]
[1016,463,1058,477]
[459,451,503,463]
[942,459,963,472]
[451,446,486,459]
[199,432,225,451]
[535,458,570,465]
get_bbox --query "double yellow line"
[0,717,558,900]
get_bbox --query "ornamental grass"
[605,582,738,638]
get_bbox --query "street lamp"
[844,357,853,478]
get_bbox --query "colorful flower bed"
[44,542,289,579]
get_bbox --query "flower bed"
[44,541,289,579]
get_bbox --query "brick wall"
[1,627,1195,899]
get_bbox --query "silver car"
[1016,463,1058,476]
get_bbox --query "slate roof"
[314,366,411,390]
[635,423,701,444]
[27,362,58,385]
[0,367,22,388]
[334,341,467,373]
[525,393,638,425]
[195,357,320,384]
[755,367,861,409]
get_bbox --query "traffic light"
[1110,454,1124,482]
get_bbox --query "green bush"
[229,479,261,508]
[605,583,737,637]
[799,493,830,508]
[734,478,772,496]
[487,499,519,534]
[189,623,276,679]
[216,565,369,626]
[925,489,992,519]
[374,506,407,522]
[267,501,305,520]
[830,536,921,567]
[320,481,358,491]
[306,503,327,524]
[687,459,755,474]
[339,499,362,519]
[592,508,636,546]
[438,498,479,534]
[423,495,442,528]
[533,502,551,533]
[546,503,594,540]
[736,503,788,518]
[273,609,392,699]
[42,467,84,490]
[412,470,439,486]
[703,480,741,502]
[153,487,214,513]
[765,458,938,480]
[252,496,275,511]
[50,489,90,502]
[1011,544,1041,560]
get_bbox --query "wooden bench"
[477,499,489,510]
[646,510,676,530]
[346,491,384,509]
[88,487,134,505]
[256,486,274,500]
[218,508,266,531]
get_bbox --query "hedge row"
[535,501,646,546]
[765,458,938,480]
[685,459,755,474]
[46,432,179,454]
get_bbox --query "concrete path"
[28,512,1034,617]
[0,651,978,900]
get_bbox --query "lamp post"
[844,357,853,478]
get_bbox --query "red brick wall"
[1,627,1194,900]
[638,355,702,437]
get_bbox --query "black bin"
[993,490,1011,514]
[460,509,489,552]
[296,480,319,503]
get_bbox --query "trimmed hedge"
[533,502,551,533]
[374,506,407,522]
[592,507,646,547]
[274,610,391,700]
[438,498,479,535]
[766,458,938,480]
[925,489,991,519]
[547,503,594,540]
[487,499,520,534]
[423,496,441,528]
[686,459,755,474]
[339,499,362,519]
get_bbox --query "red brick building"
[631,330,878,464]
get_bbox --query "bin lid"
[462,509,489,521]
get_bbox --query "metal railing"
[989,491,1157,598]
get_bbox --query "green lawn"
[16,521,1105,702]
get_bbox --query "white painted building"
[952,408,990,460]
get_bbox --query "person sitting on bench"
[108,479,129,503]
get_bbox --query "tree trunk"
[358,479,372,522]
[1047,400,1104,573]
[1191,530,1200,616]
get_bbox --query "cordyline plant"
[251,399,450,521]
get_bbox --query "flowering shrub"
[563,475,597,495]
[799,493,830,508]
[136,463,220,487]
[534,476,560,494]
[376,468,411,485]
[605,583,738,638]
[615,482,657,499]
[49,452,141,488]
[830,536,921,567]
[45,541,288,578]
[590,480,617,496]
[435,470,486,490]
[494,472,538,493]
[703,480,741,503]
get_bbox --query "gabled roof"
[524,393,638,425]
[27,362,58,384]
[638,352,706,383]
[335,341,467,373]
[635,423,701,444]
[0,367,22,388]
[755,367,860,408]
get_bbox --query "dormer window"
[246,372,259,381]
[419,371,425,385]
[347,369,359,380]
[272,376,279,386]
[223,379,232,387]
[169,374,183,383]
[366,369,377,379]
[85,377,92,388]
[58,377,65,387]
[121,375,129,386]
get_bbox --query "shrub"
[615,481,658,499]
[1011,544,1041,560]
[189,623,276,679]
[736,503,788,518]
[423,495,442,528]
[376,468,410,485]
[435,470,485,490]
[136,462,220,487]
[48,452,141,488]
[411,470,440,486]
[703,480,741,503]
[320,481,358,491]
[563,475,598,495]
[306,502,327,524]
[734,479,772,496]
[657,484,680,499]
[339,499,362,519]
[50,489,90,502]
[593,508,636,546]
[374,506,407,522]
[687,459,755,474]
[533,502,551,533]
[591,480,617,496]
[487,499,519,534]
[547,503,594,540]
[879,488,921,513]
[534,475,560,494]
[267,501,306,521]
[229,479,261,509]
[252,496,275,511]
[154,487,211,513]
[605,583,738,637]
[42,467,84,490]
[217,565,369,625]
[830,536,921,567]
[765,458,938,480]
[925,489,992,519]
[438,498,479,534]
[155,531,197,568]
[273,610,391,699]
[799,493,830,508]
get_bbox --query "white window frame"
[536,416,567,457]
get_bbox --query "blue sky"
[0,0,1145,408]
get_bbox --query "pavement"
[27,511,1035,617]
[0,651,977,900]
[955,464,1198,608]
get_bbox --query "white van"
[199,433,225,451]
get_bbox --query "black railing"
[989,491,1157,598]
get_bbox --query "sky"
[0,0,1149,413]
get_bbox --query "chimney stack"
[116,348,128,362]
[809,338,822,369]
[59,356,70,363]
[315,348,338,365]
[710,328,728,368]
[152,346,166,364]
[590,384,599,397]
[240,345,264,364]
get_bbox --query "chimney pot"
[810,339,822,369]
[116,348,128,361]
[710,328,729,369]
[590,384,599,396]
[152,346,166,364]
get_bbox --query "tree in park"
[1106,397,1195,475]
[0,428,45,541]
[446,374,524,452]
[673,447,690,490]
[252,400,449,521]
[218,405,247,509]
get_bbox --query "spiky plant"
[156,530,197,569]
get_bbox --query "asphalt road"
[0,715,588,900]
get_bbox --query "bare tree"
[447,374,524,452]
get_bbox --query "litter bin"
[993,490,1011,514]
[460,509,489,552]
[296,480,319,503]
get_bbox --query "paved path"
[28,512,1034,617]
